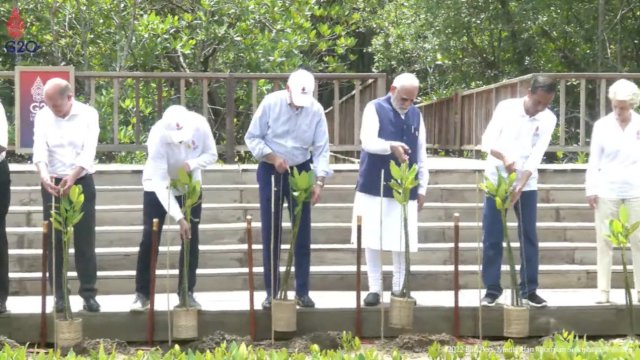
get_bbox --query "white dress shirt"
[481,97,557,191]
[0,102,7,161]
[32,100,100,177]
[585,111,640,198]
[142,113,218,222]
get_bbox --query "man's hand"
[510,184,524,206]
[182,161,192,174]
[58,174,78,196]
[311,184,322,205]
[418,194,426,211]
[390,143,410,163]
[41,176,60,196]
[178,218,191,242]
[587,195,598,209]
[503,156,516,174]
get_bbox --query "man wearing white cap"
[130,105,218,311]
[245,69,332,309]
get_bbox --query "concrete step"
[7,221,595,249]
[6,263,628,296]
[8,242,616,272]
[5,201,595,227]
[9,183,589,207]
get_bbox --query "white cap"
[161,105,192,143]
[287,69,315,107]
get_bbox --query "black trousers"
[0,159,10,303]
[41,175,97,300]
[135,191,201,298]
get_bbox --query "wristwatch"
[315,180,325,188]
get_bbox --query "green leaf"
[619,204,629,224]
[495,197,504,210]
[389,160,401,180]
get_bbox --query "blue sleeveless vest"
[356,95,420,200]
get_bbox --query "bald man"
[33,78,101,313]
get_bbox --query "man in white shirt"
[130,105,218,311]
[480,75,557,308]
[0,101,9,314]
[586,79,640,304]
[350,73,429,306]
[33,78,101,312]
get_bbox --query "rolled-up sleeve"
[311,111,332,177]
[75,107,99,171]
[244,101,272,161]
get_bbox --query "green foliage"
[170,168,202,308]
[277,168,315,300]
[339,331,361,352]
[606,203,640,335]
[388,161,419,298]
[50,185,85,321]
[479,170,520,306]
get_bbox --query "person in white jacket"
[586,79,640,304]
[130,105,218,311]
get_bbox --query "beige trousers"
[595,197,640,294]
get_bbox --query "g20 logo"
[4,7,41,54]
[5,40,40,54]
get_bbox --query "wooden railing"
[0,71,386,163]
[417,73,640,152]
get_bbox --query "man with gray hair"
[352,73,429,306]
[33,77,101,312]
[586,78,640,304]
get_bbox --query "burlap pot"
[172,307,199,339]
[503,305,529,338]
[55,318,82,347]
[389,296,416,329]
[271,299,297,332]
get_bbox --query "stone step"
[9,183,589,207]
[6,161,587,188]
[7,221,595,249]
[9,242,617,272]
[6,263,627,296]
[5,201,595,227]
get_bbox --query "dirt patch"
[0,336,20,348]
[185,331,252,352]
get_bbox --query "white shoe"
[130,293,150,312]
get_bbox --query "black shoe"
[130,293,150,312]
[187,292,202,310]
[481,293,500,307]
[54,298,65,313]
[83,297,101,312]
[295,295,315,308]
[525,292,547,308]
[262,296,272,310]
[363,292,380,306]
[0,301,6,314]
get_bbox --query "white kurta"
[350,98,428,252]
[351,192,419,252]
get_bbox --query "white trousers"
[595,197,640,293]
[365,248,406,293]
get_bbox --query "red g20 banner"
[15,66,75,152]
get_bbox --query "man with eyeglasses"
[352,73,429,306]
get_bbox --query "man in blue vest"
[352,73,429,306]
[245,69,332,309]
